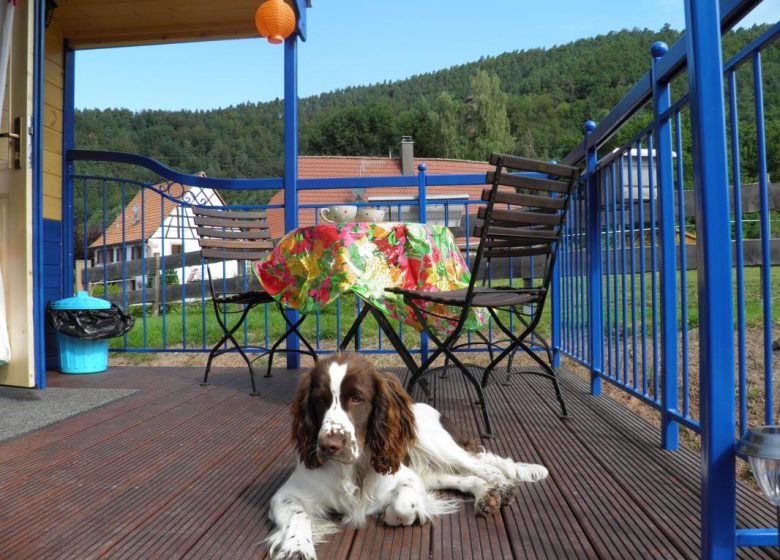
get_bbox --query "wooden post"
[74,259,88,293]
[152,252,161,316]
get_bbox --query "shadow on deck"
[0,363,775,559]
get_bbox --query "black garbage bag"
[47,303,135,340]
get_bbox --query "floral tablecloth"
[254,222,486,337]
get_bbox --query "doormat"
[0,386,138,441]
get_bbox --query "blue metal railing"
[555,9,780,556]
[69,152,557,360]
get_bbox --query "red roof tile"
[266,156,491,238]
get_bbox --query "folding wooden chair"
[192,206,316,394]
[386,153,579,436]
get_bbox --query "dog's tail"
[418,491,460,524]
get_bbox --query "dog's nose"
[318,434,344,456]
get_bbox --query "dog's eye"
[348,395,364,404]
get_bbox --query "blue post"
[417,164,428,363]
[32,0,46,388]
[417,163,428,223]
[683,1,736,558]
[551,256,561,369]
[584,120,602,396]
[62,44,75,299]
[650,41,679,451]
[283,36,301,369]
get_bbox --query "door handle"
[0,117,21,168]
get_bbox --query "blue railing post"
[650,41,679,451]
[683,1,736,558]
[283,35,301,369]
[417,163,428,364]
[584,120,602,396]
[551,254,561,369]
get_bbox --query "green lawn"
[110,267,777,351]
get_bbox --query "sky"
[74,0,780,112]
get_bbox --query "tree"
[464,70,516,160]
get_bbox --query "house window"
[131,245,142,260]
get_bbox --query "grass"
[109,267,777,353]
[566,266,780,334]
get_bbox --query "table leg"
[367,306,419,376]
[339,304,371,352]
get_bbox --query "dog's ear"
[291,370,322,469]
[367,371,416,475]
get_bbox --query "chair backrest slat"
[483,189,566,210]
[489,153,578,179]
[477,206,563,227]
[193,206,266,220]
[193,215,268,229]
[483,246,551,259]
[195,226,270,240]
[199,238,273,250]
[475,225,558,240]
[201,248,271,261]
[485,171,570,194]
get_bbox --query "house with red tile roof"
[265,139,491,239]
[89,178,230,284]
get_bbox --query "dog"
[266,353,548,560]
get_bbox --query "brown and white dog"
[267,353,548,560]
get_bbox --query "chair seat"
[214,290,275,306]
[386,286,544,308]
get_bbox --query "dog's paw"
[474,485,502,517]
[496,480,515,506]
[271,538,317,560]
[516,463,548,483]
[383,486,423,527]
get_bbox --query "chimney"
[400,136,414,175]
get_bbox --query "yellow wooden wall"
[43,22,63,221]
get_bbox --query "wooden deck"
[0,363,776,559]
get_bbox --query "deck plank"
[0,364,775,559]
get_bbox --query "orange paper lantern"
[255,0,296,45]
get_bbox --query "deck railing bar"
[603,169,612,379]
[727,70,747,436]
[593,369,663,412]
[753,50,773,424]
[160,195,168,350]
[68,149,284,190]
[618,158,629,386]
[652,44,682,447]
[675,111,692,420]
[611,158,620,384]
[121,181,128,347]
[627,153,639,391]
[581,184,588,361]
[723,20,780,73]
[141,188,148,348]
[647,136,660,402]
[658,94,691,124]
[101,179,108,296]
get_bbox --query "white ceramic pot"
[319,205,357,224]
[355,207,386,223]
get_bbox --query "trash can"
[48,292,134,374]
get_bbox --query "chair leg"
[202,303,260,395]
[409,321,495,438]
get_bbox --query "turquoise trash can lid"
[51,291,111,310]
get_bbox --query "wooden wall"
[43,21,63,221]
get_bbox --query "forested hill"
[74,24,778,190]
